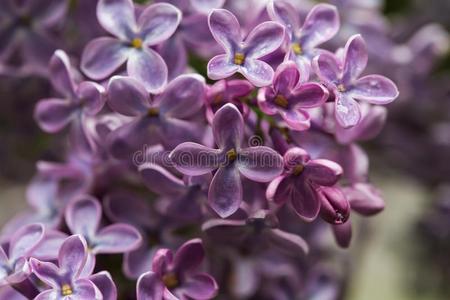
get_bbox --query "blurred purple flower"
[170,104,283,218]
[207,9,285,87]
[313,34,399,127]
[81,0,181,93]
[137,238,218,300]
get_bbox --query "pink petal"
[290,182,320,221]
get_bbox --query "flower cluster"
[0,0,402,299]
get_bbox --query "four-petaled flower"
[170,104,283,218]
[258,61,329,131]
[207,9,285,87]
[81,0,182,93]
[137,239,218,300]
[266,147,342,221]
[65,196,142,276]
[312,34,399,127]
[268,1,340,81]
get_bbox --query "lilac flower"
[170,104,283,218]
[35,50,105,133]
[207,9,285,87]
[107,74,206,159]
[312,34,399,127]
[30,235,102,300]
[267,1,340,81]
[0,0,67,76]
[65,195,142,275]
[266,147,342,221]
[0,224,44,286]
[81,0,182,93]
[137,238,218,300]
[258,61,329,131]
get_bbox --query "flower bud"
[318,187,350,225]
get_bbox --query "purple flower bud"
[318,187,350,225]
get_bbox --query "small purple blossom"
[207,9,285,87]
[312,34,399,127]
[170,104,283,218]
[266,147,342,221]
[81,0,182,93]
[258,61,329,131]
[136,238,218,300]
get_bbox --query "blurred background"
[0,0,449,299]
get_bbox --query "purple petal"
[159,36,187,79]
[208,165,242,218]
[170,142,222,176]
[29,258,60,288]
[58,235,88,279]
[267,228,309,255]
[312,51,341,83]
[9,223,45,261]
[292,54,311,83]
[89,271,118,300]
[318,187,350,225]
[139,163,186,196]
[305,159,342,186]
[158,74,205,118]
[342,34,368,84]
[283,147,310,168]
[244,21,284,59]
[290,182,320,221]
[81,37,130,80]
[138,3,181,46]
[107,76,150,116]
[136,271,164,300]
[34,98,75,133]
[72,278,101,299]
[273,61,300,96]
[345,183,385,216]
[335,93,361,128]
[241,59,275,87]
[34,290,57,300]
[290,82,328,108]
[350,74,399,104]
[279,109,310,131]
[237,146,283,182]
[127,48,168,93]
[191,0,225,14]
[300,4,340,49]
[49,50,76,98]
[32,230,68,261]
[65,196,101,238]
[182,273,218,299]
[267,0,300,36]
[173,238,204,273]
[266,175,287,204]
[151,248,173,276]
[160,118,205,148]
[97,0,136,40]
[77,81,106,116]
[208,9,241,54]
[332,219,352,248]
[207,54,239,80]
[93,223,142,254]
[213,103,244,149]
[124,242,157,279]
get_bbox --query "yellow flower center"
[131,38,143,49]
[293,164,304,176]
[226,148,237,162]
[274,95,289,108]
[162,273,179,289]
[61,284,73,296]
[234,53,245,65]
[292,43,302,55]
[337,84,346,92]
[147,108,159,117]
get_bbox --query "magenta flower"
[170,104,283,218]
[207,9,285,87]
[312,34,399,127]
[258,61,329,131]
[35,50,105,133]
[0,224,44,286]
[137,239,218,300]
[268,1,340,80]
[81,0,181,93]
[107,74,206,159]
[65,196,142,275]
[30,235,102,300]
[266,147,342,221]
